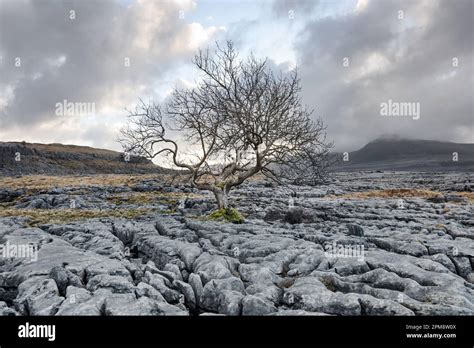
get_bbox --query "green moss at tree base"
[208,208,245,224]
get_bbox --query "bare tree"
[120,41,332,210]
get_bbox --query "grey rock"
[425,254,457,273]
[49,266,83,296]
[0,301,19,316]
[346,224,364,236]
[86,274,135,294]
[164,263,183,281]
[368,238,428,257]
[56,286,102,315]
[173,280,196,311]
[0,189,24,203]
[103,291,187,316]
[357,295,415,315]
[188,273,204,307]
[193,253,236,284]
[145,272,181,303]
[200,277,245,312]
[284,277,361,315]
[15,277,64,315]
[242,295,277,315]
[132,229,202,271]
[216,290,243,315]
[450,257,472,279]
[135,282,166,302]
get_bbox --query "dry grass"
[457,192,474,203]
[0,208,152,226]
[107,191,206,205]
[0,175,210,226]
[330,188,473,202]
[0,171,267,192]
[0,174,176,190]
[332,189,443,200]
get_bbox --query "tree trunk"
[214,189,229,210]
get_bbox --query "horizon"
[2,134,474,156]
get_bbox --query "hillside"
[331,138,474,172]
[0,142,166,176]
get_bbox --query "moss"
[208,208,245,224]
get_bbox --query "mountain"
[0,142,166,176]
[330,137,474,172]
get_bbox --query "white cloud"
[345,52,392,82]
[186,23,226,51]
[355,0,369,13]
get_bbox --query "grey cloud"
[295,0,473,151]
[0,0,202,129]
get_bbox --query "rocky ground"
[0,171,472,316]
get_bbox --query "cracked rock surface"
[0,172,472,315]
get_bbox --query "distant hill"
[330,138,474,172]
[0,142,167,176]
[2,137,472,176]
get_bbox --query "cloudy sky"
[0,0,472,153]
